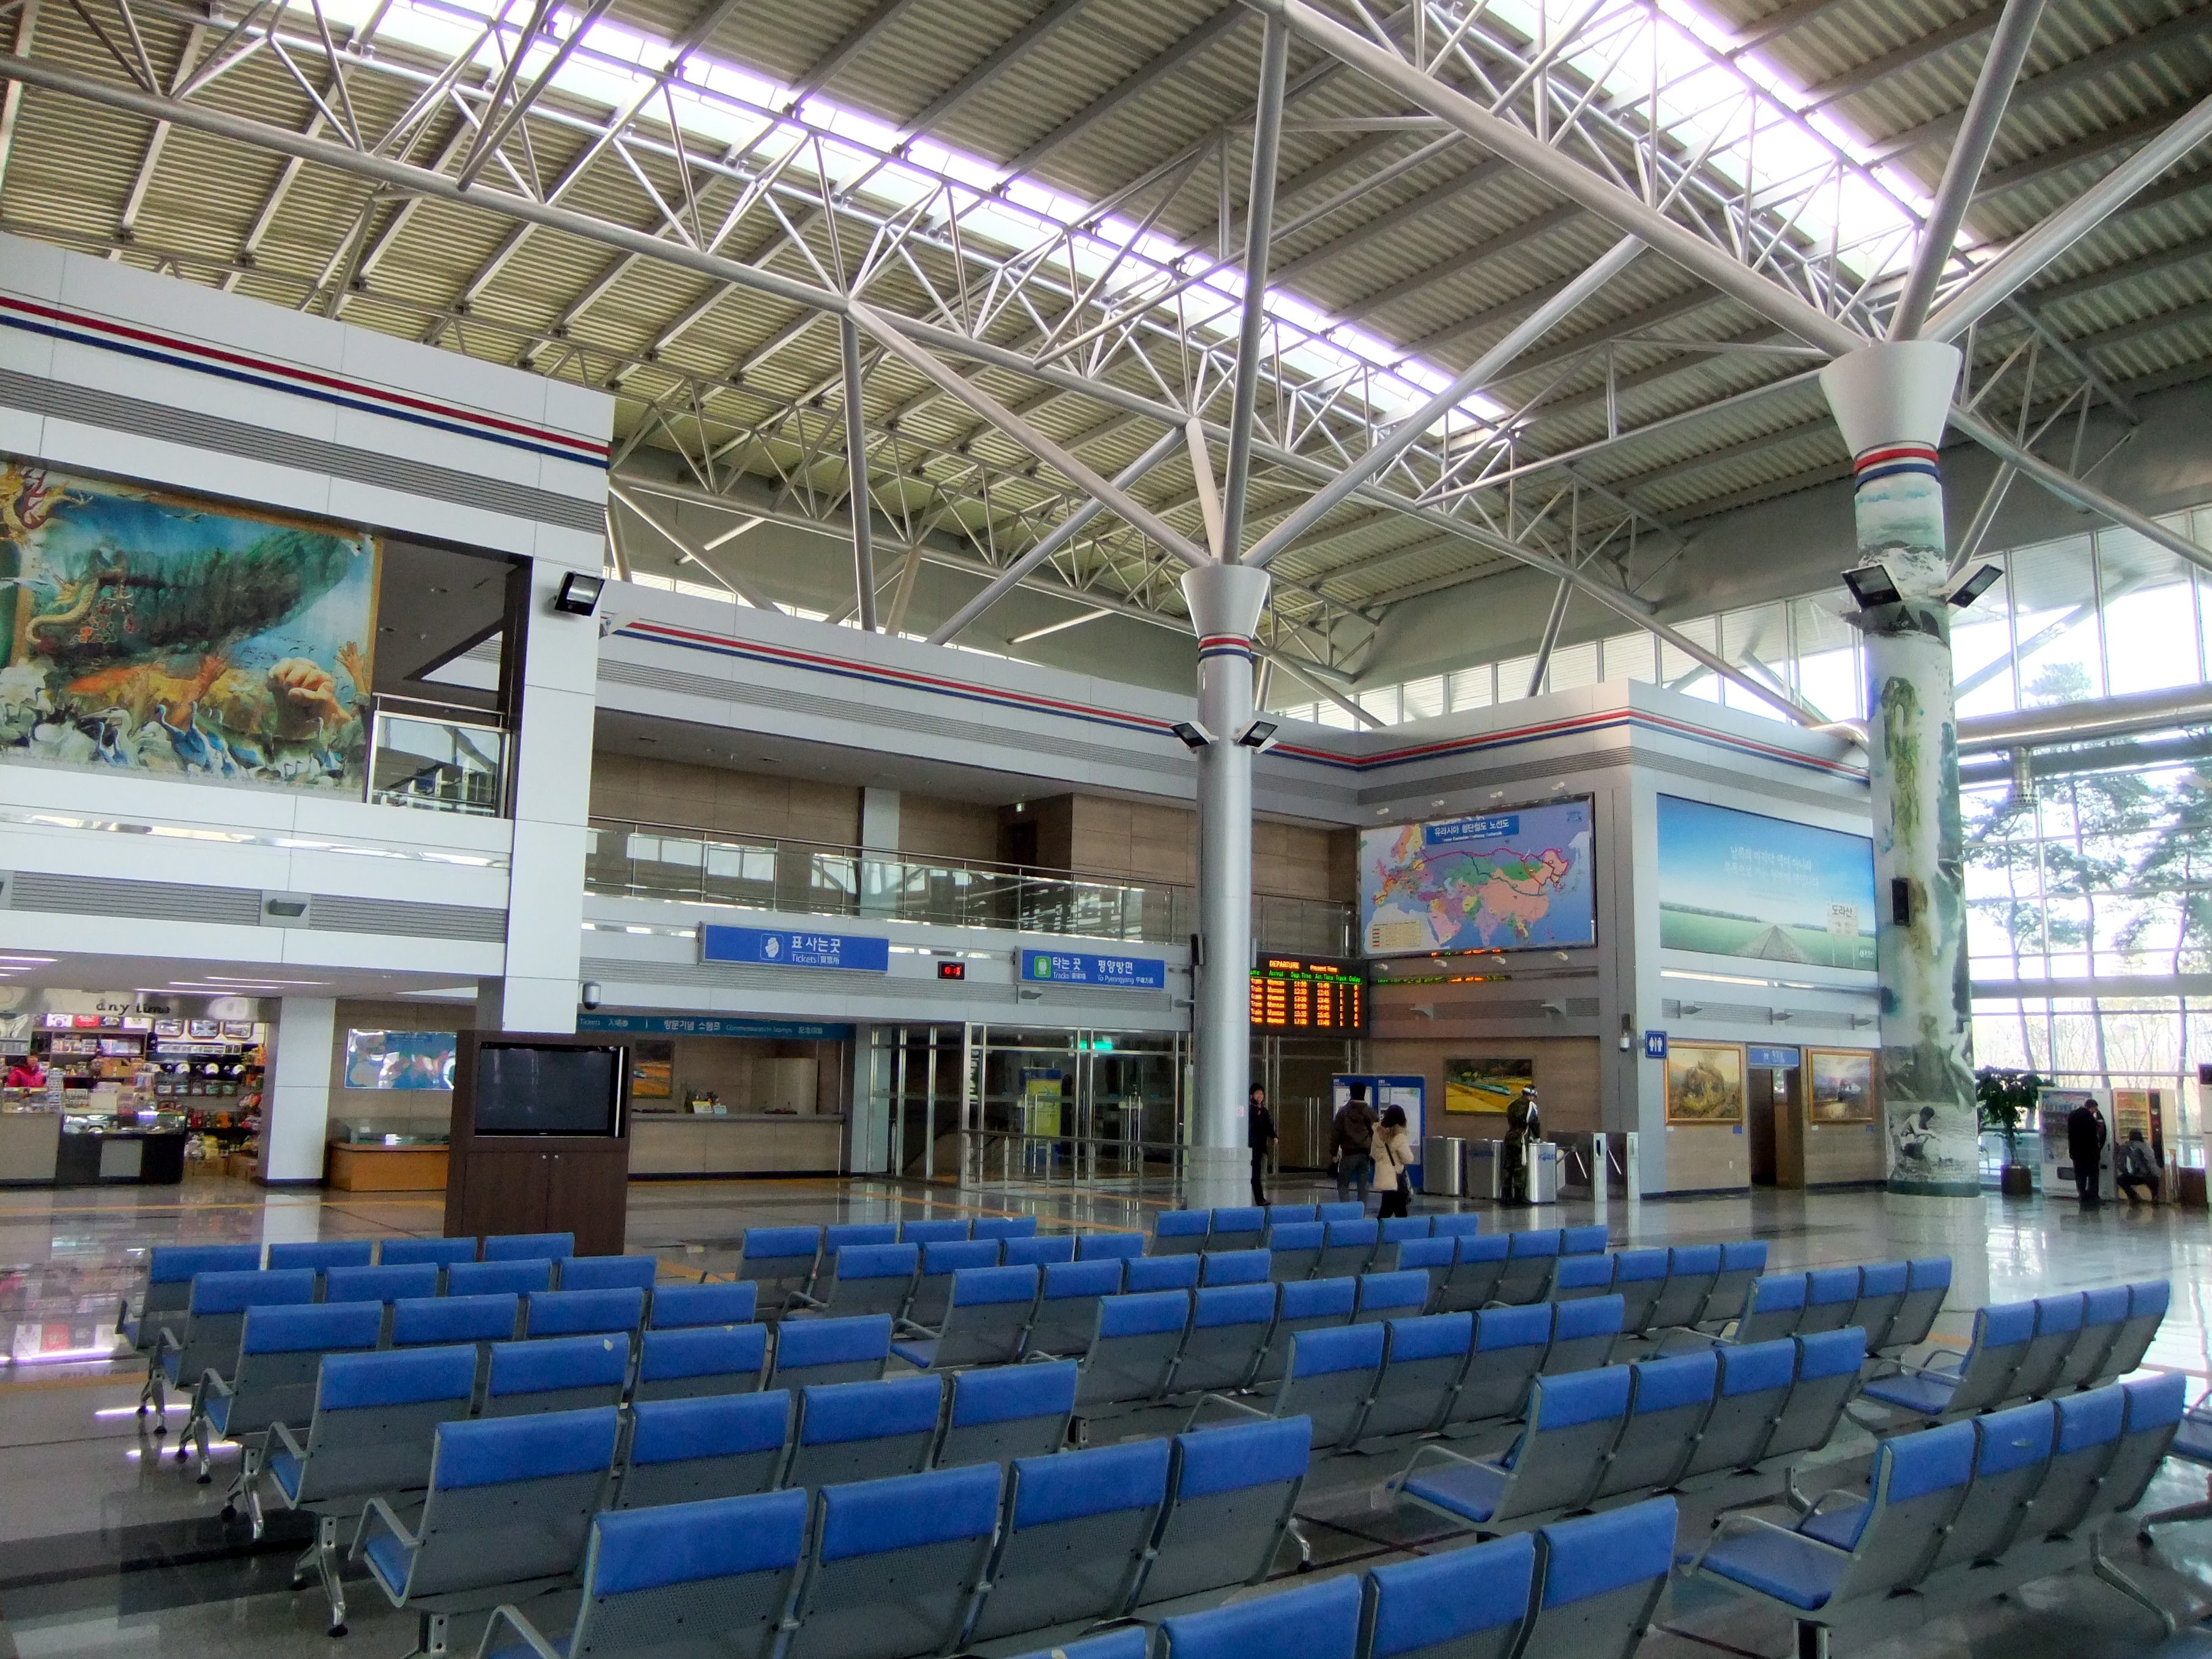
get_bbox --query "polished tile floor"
[1,1171,2208,1658]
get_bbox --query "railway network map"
[1358,801,1596,956]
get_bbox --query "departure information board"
[1250,956,1365,1033]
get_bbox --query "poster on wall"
[1657,796,1876,970]
[1444,1056,1534,1114]
[0,461,379,791]
[1808,1050,1877,1123]
[1665,1042,1744,1124]
[630,1041,674,1100]
[1358,799,1595,956]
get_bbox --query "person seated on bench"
[2116,1130,2161,1204]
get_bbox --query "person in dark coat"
[2066,1098,2109,1206]
[1332,1089,1376,1203]
[1247,1085,1277,1208]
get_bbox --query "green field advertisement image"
[1657,795,1876,970]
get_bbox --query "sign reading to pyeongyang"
[1019,949,1167,990]
[699,926,890,973]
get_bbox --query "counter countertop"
[631,1113,847,1124]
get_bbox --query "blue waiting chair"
[1551,1253,1616,1301]
[1127,1255,1203,1294]
[1316,1219,1381,1281]
[1356,1313,1473,1445]
[262,1345,477,1634]
[1445,1304,1550,1431]
[1539,1295,1621,1375]
[936,1360,1077,1469]
[377,1238,477,1270]
[483,1232,574,1263]
[390,1293,520,1354]
[1734,1273,1808,1344]
[480,1488,806,1659]
[784,1463,1003,1659]
[1078,1290,1190,1410]
[267,1241,376,1277]
[1208,1208,1269,1252]
[557,1254,659,1293]
[1559,1223,1609,1256]
[1592,1350,1716,1500]
[1134,1416,1311,1609]
[1849,1260,1911,1351]
[648,1279,758,1329]
[2008,1292,2086,1400]
[634,1323,770,1401]
[480,1334,629,1417]
[808,1241,920,1321]
[904,1239,1003,1331]
[169,1268,318,1460]
[1263,1220,1328,1282]
[1161,1569,1359,1659]
[1397,1236,1455,1310]
[784,1376,945,1489]
[768,1313,891,1389]
[614,1390,792,1508]
[1199,1249,1271,1288]
[1494,1230,1562,1305]
[1610,1249,1671,1336]
[2054,1283,2129,1392]
[1520,1499,1677,1657]
[1798,1266,1861,1337]
[1365,1528,1535,1659]
[1153,1211,1213,1256]
[1078,1233,1148,1262]
[1882,1256,1951,1353]
[1701,1239,1770,1327]
[1681,1338,1796,1479]
[1170,1283,1279,1396]
[522,1286,645,1342]
[1275,1323,1384,1450]
[1925,1400,2055,1573]
[191,1300,382,1485]
[1354,1269,1431,1326]
[1253,1276,1356,1387]
[124,1242,262,1421]
[967,1439,1171,1642]
[2099,1279,2170,1382]
[1861,1302,2033,1419]
[1763,1328,1867,1463]
[1399,1366,1631,1530]
[899,1218,971,1246]
[1430,1212,1483,1239]
[324,1264,439,1315]
[1437,1234,1510,1314]
[1026,1258,1125,1358]
[897,1264,1040,1370]
[1647,1245,1721,1332]
[971,1215,1039,1242]
[735,1226,823,1310]
[354,1408,617,1646]
[447,1258,552,1299]
[1004,1235,1077,1267]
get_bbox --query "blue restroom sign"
[1020,949,1166,990]
[700,926,889,972]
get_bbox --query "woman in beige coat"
[1373,1104,1416,1219]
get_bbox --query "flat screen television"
[470,1042,625,1137]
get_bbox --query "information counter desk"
[0,1110,62,1184]
[629,1112,844,1178]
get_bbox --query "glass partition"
[366,701,507,815]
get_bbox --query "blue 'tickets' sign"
[1020,948,1167,990]
[1424,812,1520,847]
[1642,1031,1668,1060]
[700,926,889,973]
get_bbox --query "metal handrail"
[583,816,1354,951]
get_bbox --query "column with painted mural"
[1820,345,1979,1196]
[0,461,377,789]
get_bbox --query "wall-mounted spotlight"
[1170,720,1216,751]
[555,571,606,615]
[1234,719,1280,752]
[1945,563,2003,609]
[1839,563,1902,607]
[1619,1014,1635,1052]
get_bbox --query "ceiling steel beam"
[1219,7,1290,563]
[1006,3,1247,174]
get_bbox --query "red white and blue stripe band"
[1852,442,1940,488]
[0,294,611,468]
[1196,633,1255,663]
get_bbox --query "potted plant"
[1976,1067,2043,1197]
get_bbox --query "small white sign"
[1827,903,1859,938]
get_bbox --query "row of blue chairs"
[1382,1329,1867,1534]
[1694,1371,2187,1646]
[1151,1206,1505,1252]
[1004,1496,1679,1659]
[1564,1251,1946,1351]
[347,1408,1307,1655]
[736,1219,1045,1307]
[1858,1280,2167,1421]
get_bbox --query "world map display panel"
[1358,800,1596,956]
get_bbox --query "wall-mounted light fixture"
[555,571,606,615]
[1170,720,1215,751]
[1234,719,1280,752]
[1840,562,1902,607]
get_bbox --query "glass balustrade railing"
[366,699,509,817]
[585,817,1353,952]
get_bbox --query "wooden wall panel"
[1662,1123,1750,1192]
[1803,1120,1886,1185]
[1363,1036,1603,1134]
[899,795,1000,863]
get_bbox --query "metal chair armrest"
[1691,1510,1847,1575]
[350,1494,420,1565]
[269,1419,309,1460]
[470,1603,568,1659]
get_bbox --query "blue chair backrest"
[1328,1218,1381,1247]
[1531,1364,1631,1428]
[1459,1234,1509,1265]
[527,1287,646,1340]
[1264,1220,1327,1253]
[922,1239,1001,1275]
[1508,1230,1561,1259]
[149,1243,262,1284]
[193,1267,317,1315]
[1126,1255,1201,1293]
[1805,1266,1858,1309]
[1160,1570,1360,1659]
[1720,1239,1768,1273]
[484,1333,628,1402]
[483,1233,574,1262]
[1430,1214,1483,1238]
[431,1404,618,1488]
[627,1390,791,1468]
[1400,1238,1454,1274]
[1193,1282,1278,1332]
[1477,1304,1550,1353]
[774,1313,890,1375]
[1201,1249,1271,1286]
[1264,1204,1318,1224]
[1099,1290,1190,1340]
[377,1238,477,1267]
[1154,1211,1212,1246]
[1003,1236,1076,1266]
[1559,1225,1608,1255]
[1280,1276,1359,1322]
[1316,1201,1365,1222]
[559,1255,659,1293]
[1613,1249,1668,1282]
[1171,1413,1310,1498]
[1529,1497,1675,1638]
[971,1216,1039,1241]
[811,1458,1001,1559]
[1670,1244,1721,1275]
[1379,1217,1432,1244]
[1078,1233,1147,1261]
[822,1223,898,1255]
[325,1264,439,1304]
[1551,1294,1622,1345]
[947,1359,1077,1430]
[391,1293,519,1346]
[1289,1321,1386,1379]
[242,1300,383,1356]
[651,1280,758,1329]
[448,1258,553,1297]
[577,1486,806,1642]
[834,1242,918,1281]
[952,1264,1041,1309]
[268,1241,376,1273]
[321,1344,476,1412]
[1007,1436,1170,1528]
[1364,1529,1534,1659]
[1045,1258,1125,1299]
[798,1375,943,1446]
[1209,1207,1267,1243]
[1553,1255,1615,1296]
[637,1323,770,1392]
[740,1226,822,1262]
[900,1219,971,1245]
[1356,1271,1430,1321]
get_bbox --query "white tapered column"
[1820,343,1980,1197]
[1182,564,1271,1157]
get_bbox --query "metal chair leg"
[1795,1620,1831,1659]
[2140,1497,2212,1541]
[2092,1538,2178,1638]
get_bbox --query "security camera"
[1169,719,1216,751]
[579,981,603,1011]
[1234,719,1280,753]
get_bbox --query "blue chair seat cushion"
[269,1449,305,1504]
[1401,1458,1507,1523]
[362,1531,413,1598]
[1701,1527,1849,1611]
[888,1340,937,1368]
[1798,1499,1867,1550]
[1858,1371,1958,1415]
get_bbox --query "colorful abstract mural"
[0,461,379,792]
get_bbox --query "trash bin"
[1526,1140,1561,1204]
[1421,1137,1466,1197]
[1464,1140,1501,1200]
